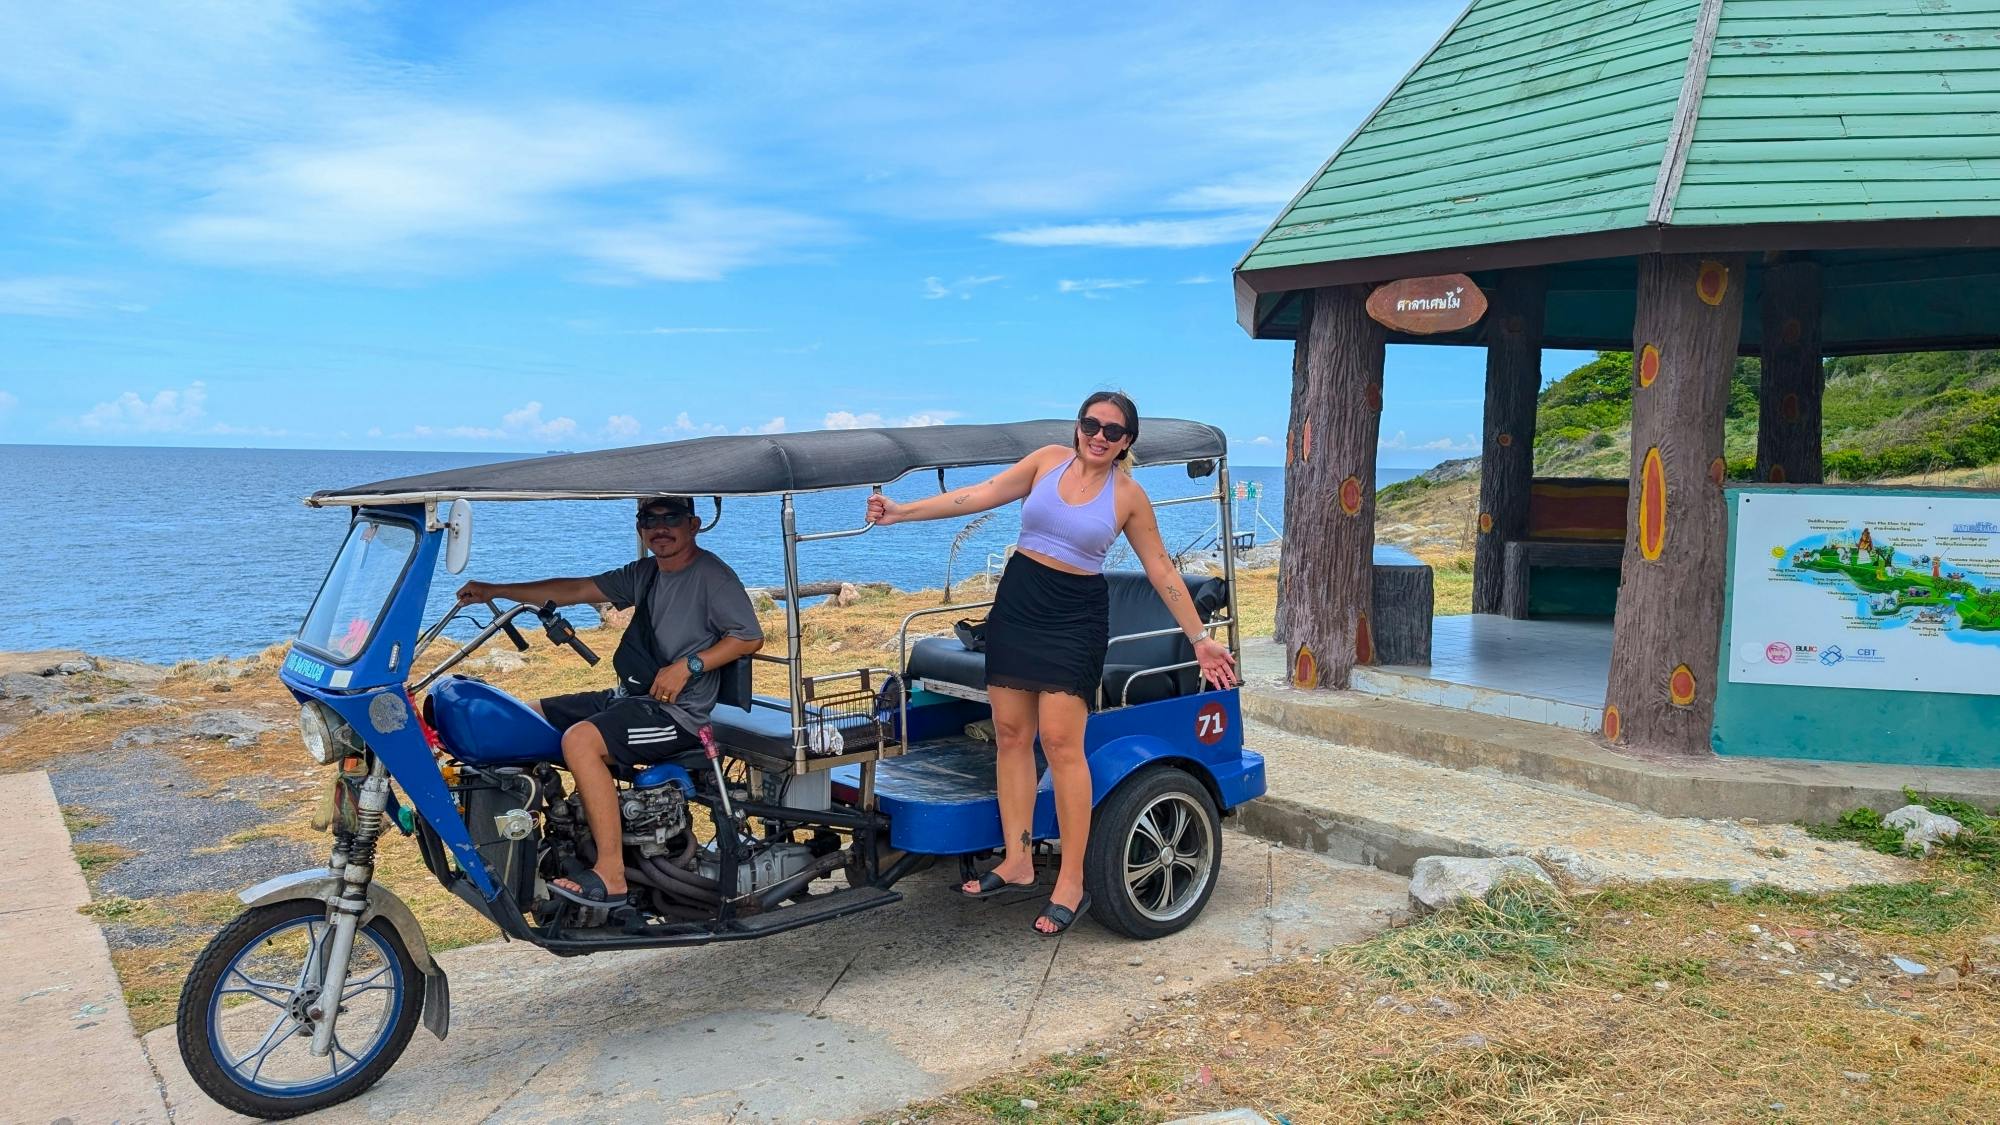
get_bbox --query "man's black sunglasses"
[1077,417,1131,443]
[637,512,694,530]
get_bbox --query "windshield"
[297,518,418,662]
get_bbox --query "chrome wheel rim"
[208,915,403,1096]
[1122,792,1214,922]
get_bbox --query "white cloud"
[752,417,787,434]
[1248,434,1274,446]
[414,400,580,443]
[923,274,1003,300]
[992,213,1270,249]
[1380,431,1478,454]
[0,276,127,317]
[0,390,16,417]
[580,200,838,283]
[501,401,576,441]
[823,410,958,430]
[1165,176,1303,210]
[1058,278,1146,298]
[645,326,761,336]
[605,413,641,438]
[78,381,209,433]
[1178,275,1214,285]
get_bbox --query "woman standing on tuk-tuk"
[867,392,1238,935]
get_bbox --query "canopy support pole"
[1757,255,1825,484]
[1605,253,1744,754]
[780,495,805,751]
[1472,269,1547,615]
[1276,284,1385,690]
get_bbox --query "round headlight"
[299,702,337,764]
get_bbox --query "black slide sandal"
[550,869,624,908]
[1034,892,1092,935]
[961,870,1037,900]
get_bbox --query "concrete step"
[1236,720,1920,891]
[1237,637,2000,825]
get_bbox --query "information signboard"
[1726,490,2000,696]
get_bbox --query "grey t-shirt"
[592,550,764,725]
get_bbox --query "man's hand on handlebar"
[454,580,500,608]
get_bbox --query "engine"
[619,780,689,856]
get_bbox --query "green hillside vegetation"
[1531,349,2000,480]
[1378,349,1999,514]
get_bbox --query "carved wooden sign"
[1365,274,1487,334]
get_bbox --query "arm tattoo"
[952,491,969,507]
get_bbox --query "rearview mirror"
[443,499,473,574]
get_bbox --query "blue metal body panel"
[427,676,564,767]
[280,508,504,899]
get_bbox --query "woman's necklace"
[1063,460,1111,503]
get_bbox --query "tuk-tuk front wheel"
[1083,766,1221,940]
[176,899,423,1119]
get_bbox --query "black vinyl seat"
[905,571,1228,707]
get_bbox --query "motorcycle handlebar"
[537,602,601,666]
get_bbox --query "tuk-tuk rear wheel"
[176,899,423,1120]
[1083,767,1222,940]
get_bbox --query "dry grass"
[901,872,2000,1124]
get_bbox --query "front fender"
[239,869,437,976]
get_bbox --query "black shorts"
[984,551,1110,703]
[540,690,699,768]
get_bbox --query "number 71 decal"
[1195,701,1229,745]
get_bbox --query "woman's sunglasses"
[637,512,694,530]
[1077,417,1132,443]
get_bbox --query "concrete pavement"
[1,770,170,1125]
[140,834,1407,1124]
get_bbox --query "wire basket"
[800,670,897,758]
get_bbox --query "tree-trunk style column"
[1604,253,1745,755]
[1278,285,1386,691]
[1472,270,1548,615]
[1757,256,1825,484]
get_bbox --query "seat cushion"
[906,634,987,692]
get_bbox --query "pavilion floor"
[1351,613,1610,733]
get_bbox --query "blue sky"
[0,0,1591,466]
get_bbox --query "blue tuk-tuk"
[175,419,1267,1118]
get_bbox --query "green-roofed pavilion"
[1237,0,2000,351]
[1239,0,2000,759]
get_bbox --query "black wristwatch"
[685,653,706,676]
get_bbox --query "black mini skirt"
[983,551,1110,703]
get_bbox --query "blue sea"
[0,444,1418,663]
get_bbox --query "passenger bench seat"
[905,570,1228,705]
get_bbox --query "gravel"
[49,747,315,908]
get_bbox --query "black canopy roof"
[309,418,1229,506]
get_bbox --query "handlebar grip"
[568,635,600,665]
[500,618,530,651]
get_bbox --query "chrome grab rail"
[1119,659,1205,707]
[1104,619,1228,652]
[1151,491,1224,509]
[893,598,997,747]
[794,485,883,543]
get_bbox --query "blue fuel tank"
[427,676,564,766]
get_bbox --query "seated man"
[455,495,764,908]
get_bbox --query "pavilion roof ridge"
[1646,0,1727,225]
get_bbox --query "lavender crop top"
[1017,456,1120,573]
